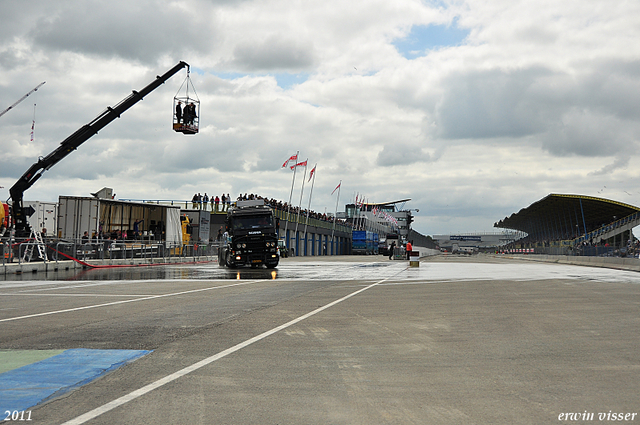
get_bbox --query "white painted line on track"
[0,280,262,323]
[0,293,158,297]
[59,271,403,425]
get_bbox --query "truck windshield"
[232,214,274,231]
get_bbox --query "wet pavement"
[1,255,639,424]
[0,257,401,282]
[3,254,640,285]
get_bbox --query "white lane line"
[0,293,158,297]
[0,281,261,323]
[13,279,204,293]
[60,272,400,425]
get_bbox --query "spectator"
[202,193,209,211]
[175,101,182,124]
[133,219,143,239]
[192,193,198,209]
[406,240,413,260]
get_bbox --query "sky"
[1,0,640,237]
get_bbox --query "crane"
[0,81,46,119]
[9,62,190,237]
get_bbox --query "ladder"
[23,230,48,262]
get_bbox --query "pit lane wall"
[413,246,441,258]
[496,254,640,272]
[0,255,217,276]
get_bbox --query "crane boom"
[9,61,190,237]
[0,81,46,119]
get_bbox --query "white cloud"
[2,0,640,237]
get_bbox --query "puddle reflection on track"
[0,260,401,283]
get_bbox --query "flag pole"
[354,193,359,230]
[357,197,362,230]
[283,150,299,248]
[359,196,365,230]
[356,194,363,230]
[331,180,342,253]
[303,164,317,244]
[294,161,308,253]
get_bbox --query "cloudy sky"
[1,0,639,237]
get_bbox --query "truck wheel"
[226,252,237,268]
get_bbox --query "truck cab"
[218,200,279,268]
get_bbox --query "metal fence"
[1,236,219,266]
[512,245,634,258]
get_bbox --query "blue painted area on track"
[0,348,151,412]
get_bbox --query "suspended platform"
[172,122,198,135]
[173,69,200,135]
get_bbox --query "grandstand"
[494,194,640,256]
[432,232,521,251]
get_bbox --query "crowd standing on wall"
[187,192,346,225]
[235,193,345,225]
[191,193,231,212]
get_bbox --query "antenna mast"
[0,81,46,119]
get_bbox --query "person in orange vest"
[406,240,412,260]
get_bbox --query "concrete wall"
[414,247,441,258]
[499,254,640,272]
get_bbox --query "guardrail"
[574,211,640,245]
[1,237,219,275]
[273,208,351,233]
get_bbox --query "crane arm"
[9,61,189,236]
[0,82,46,119]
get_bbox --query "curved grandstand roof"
[494,194,640,239]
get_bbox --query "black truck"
[218,200,279,268]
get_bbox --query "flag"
[331,182,341,195]
[308,165,316,182]
[282,153,298,168]
[290,160,307,170]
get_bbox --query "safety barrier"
[575,211,640,245]
[1,237,218,275]
[497,253,640,272]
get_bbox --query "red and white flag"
[332,182,341,195]
[308,165,316,182]
[290,160,307,170]
[282,153,298,168]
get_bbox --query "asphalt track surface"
[1,255,640,424]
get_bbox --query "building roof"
[347,199,411,207]
[494,194,640,238]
